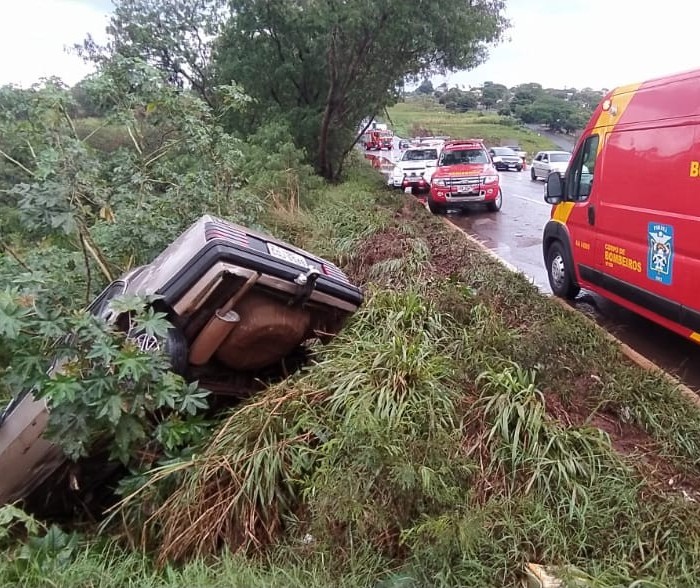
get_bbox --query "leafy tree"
[416,79,434,95]
[215,0,508,179]
[480,81,507,109]
[510,82,543,109]
[75,0,229,107]
[438,87,478,112]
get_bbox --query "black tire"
[427,196,444,214]
[546,241,580,299]
[516,165,522,172]
[127,322,189,375]
[486,189,503,212]
[530,167,537,181]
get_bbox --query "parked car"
[398,139,410,150]
[542,66,700,345]
[388,146,440,192]
[531,150,571,181]
[427,139,502,214]
[0,214,364,506]
[504,144,528,166]
[489,146,523,171]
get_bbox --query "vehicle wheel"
[516,165,522,172]
[546,241,580,299]
[486,189,503,212]
[530,167,537,181]
[427,196,444,214]
[127,321,189,375]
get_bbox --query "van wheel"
[530,167,537,181]
[546,241,580,299]
[486,189,502,212]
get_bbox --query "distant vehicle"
[503,144,528,166]
[531,150,571,181]
[427,139,502,214]
[398,139,410,149]
[388,146,440,192]
[542,66,700,344]
[488,146,523,171]
[0,215,364,506]
[362,130,393,151]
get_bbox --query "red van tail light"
[322,262,350,283]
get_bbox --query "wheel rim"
[550,253,566,289]
[133,332,161,352]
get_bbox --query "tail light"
[322,262,350,283]
[204,221,249,248]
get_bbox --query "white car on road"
[388,146,440,191]
[530,150,572,181]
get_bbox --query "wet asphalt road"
[446,171,700,392]
[371,141,698,390]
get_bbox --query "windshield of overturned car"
[401,149,438,161]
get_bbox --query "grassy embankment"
[387,97,556,156]
[2,158,700,587]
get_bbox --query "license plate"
[457,186,475,194]
[267,242,308,268]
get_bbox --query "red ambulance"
[542,68,700,344]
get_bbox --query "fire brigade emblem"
[647,223,674,285]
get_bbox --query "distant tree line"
[413,78,605,133]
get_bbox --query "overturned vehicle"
[0,214,363,507]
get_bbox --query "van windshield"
[439,149,489,166]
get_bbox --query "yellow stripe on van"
[592,81,642,155]
[690,332,700,344]
[552,202,576,224]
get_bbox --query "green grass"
[386,97,556,156]
[3,155,700,586]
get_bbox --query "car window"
[550,153,571,163]
[567,134,599,202]
[535,153,542,161]
[439,148,489,166]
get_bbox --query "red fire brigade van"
[542,68,700,344]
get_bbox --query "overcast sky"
[1,0,699,90]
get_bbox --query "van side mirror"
[544,172,564,204]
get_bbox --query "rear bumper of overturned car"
[157,241,364,313]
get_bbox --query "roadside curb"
[440,216,700,408]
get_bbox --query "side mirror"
[544,172,564,204]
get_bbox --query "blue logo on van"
[647,223,674,285]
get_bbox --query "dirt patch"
[344,227,413,284]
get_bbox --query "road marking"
[507,193,550,207]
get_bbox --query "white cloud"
[2,0,699,92]
[0,0,110,87]
[440,0,700,90]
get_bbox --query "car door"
[533,152,543,177]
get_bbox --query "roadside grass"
[3,157,700,586]
[387,99,556,156]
